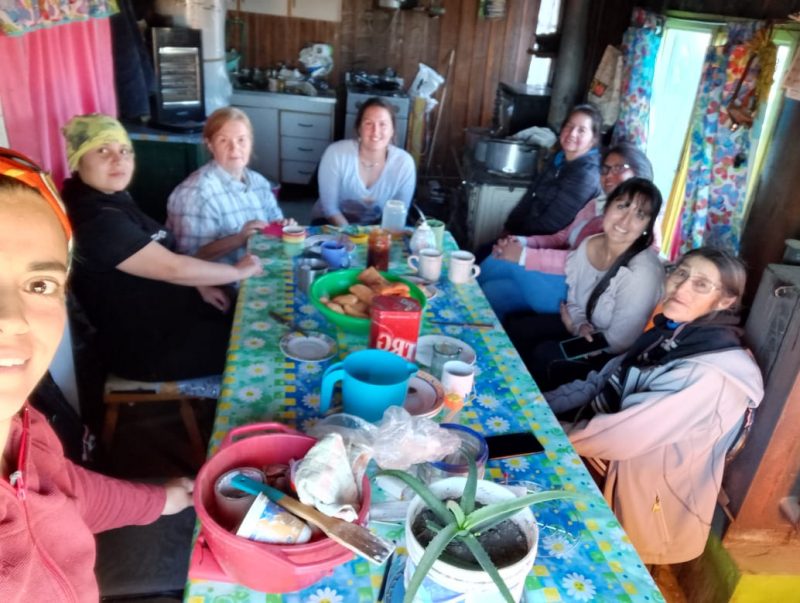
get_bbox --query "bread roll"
[326,301,346,314]
[349,284,377,304]
[332,293,359,306]
[343,304,370,319]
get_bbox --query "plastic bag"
[409,63,444,99]
[307,407,462,470]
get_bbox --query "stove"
[344,71,411,148]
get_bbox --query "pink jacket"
[524,198,603,274]
[0,406,166,603]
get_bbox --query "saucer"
[403,276,439,300]
[305,234,355,254]
[279,332,337,362]
[403,371,444,418]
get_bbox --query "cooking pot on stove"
[484,139,538,176]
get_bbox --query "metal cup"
[296,258,329,293]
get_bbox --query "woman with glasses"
[0,150,193,602]
[60,114,262,381]
[546,247,763,566]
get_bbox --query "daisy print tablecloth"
[184,229,662,603]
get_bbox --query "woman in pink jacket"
[0,149,193,602]
[478,143,653,321]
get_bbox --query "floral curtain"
[674,22,765,257]
[0,0,117,36]
[612,8,664,149]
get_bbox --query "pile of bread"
[319,267,411,319]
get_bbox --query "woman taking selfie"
[546,247,763,565]
[0,149,193,602]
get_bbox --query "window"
[526,0,562,86]
[647,21,717,202]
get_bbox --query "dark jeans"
[504,312,614,392]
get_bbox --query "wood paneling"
[228,0,538,174]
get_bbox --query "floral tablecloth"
[184,230,662,603]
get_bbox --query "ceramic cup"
[407,248,443,282]
[320,240,351,270]
[214,467,266,529]
[441,360,475,399]
[448,250,481,284]
[282,226,307,257]
[319,349,418,422]
[295,258,329,294]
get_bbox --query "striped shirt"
[167,161,283,264]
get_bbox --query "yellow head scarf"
[62,114,132,173]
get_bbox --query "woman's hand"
[161,477,194,515]
[493,237,523,263]
[197,286,231,312]
[239,220,270,245]
[235,253,263,279]
[577,323,595,341]
[276,218,297,226]
[560,301,575,333]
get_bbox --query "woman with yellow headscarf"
[60,114,262,381]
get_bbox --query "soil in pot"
[411,499,528,569]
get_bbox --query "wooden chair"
[102,374,222,464]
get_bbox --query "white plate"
[279,332,337,362]
[403,371,444,418]
[304,234,356,254]
[415,335,477,367]
[403,276,439,300]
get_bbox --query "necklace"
[360,159,381,169]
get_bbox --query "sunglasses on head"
[0,148,72,241]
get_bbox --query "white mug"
[448,251,481,284]
[441,360,475,399]
[407,248,443,282]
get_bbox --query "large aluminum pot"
[484,139,538,176]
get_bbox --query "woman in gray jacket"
[546,247,763,565]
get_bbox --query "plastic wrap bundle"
[155,0,232,114]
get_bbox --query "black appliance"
[493,82,551,136]
[151,27,205,132]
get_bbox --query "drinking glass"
[429,342,461,380]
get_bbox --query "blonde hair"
[204,107,254,141]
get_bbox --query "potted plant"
[374,457,588,603]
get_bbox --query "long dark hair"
[585,177,663,322]
[562,103,602,149]
[353,97,398,140]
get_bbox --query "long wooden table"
[183,229,661,603]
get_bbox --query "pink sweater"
[0,406,166,603]
[523,198,603,275]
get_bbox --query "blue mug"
[320,349,418,422]
[320,241,351,270]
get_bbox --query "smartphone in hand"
[485,432,545,460]
[559,332,610,360]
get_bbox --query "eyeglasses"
[601,163,632,175]
[667,267,721,294]
[0,148,71,241]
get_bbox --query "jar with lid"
[367,229,392,272]
[380,199,407,234]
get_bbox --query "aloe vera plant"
[374,456,588,603]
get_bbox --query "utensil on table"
[269,310,309,336]
[231,474,395,564]
[429,320,493,329]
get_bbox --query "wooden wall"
[227,0,539,170]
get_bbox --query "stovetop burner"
[346,71,409,99]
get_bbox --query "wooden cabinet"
[465,183,527,251]
[225,0,342,20]
[232,89,336,185]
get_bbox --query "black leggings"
[504,312,614,392]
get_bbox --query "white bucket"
[404,477,538,603]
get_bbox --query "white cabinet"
[232,90,336,185]
[225,0,342,20]
[466,183,527,251]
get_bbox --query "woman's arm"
[567,363,731,460]
[116,241,260,286]
[194,220,269,261]
[317,145,346,224]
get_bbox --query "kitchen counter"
[231,87,337,106]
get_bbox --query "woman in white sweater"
[508,178,665,390]
[311,97,416,226]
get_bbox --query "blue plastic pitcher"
[319,349,418,422]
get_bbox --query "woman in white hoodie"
[545,247,763,565]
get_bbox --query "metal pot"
[484,139,538,176]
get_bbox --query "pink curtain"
[0,17,116,187]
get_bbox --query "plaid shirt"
[167,161,283,264]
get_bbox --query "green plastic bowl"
[309,269,427,335]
